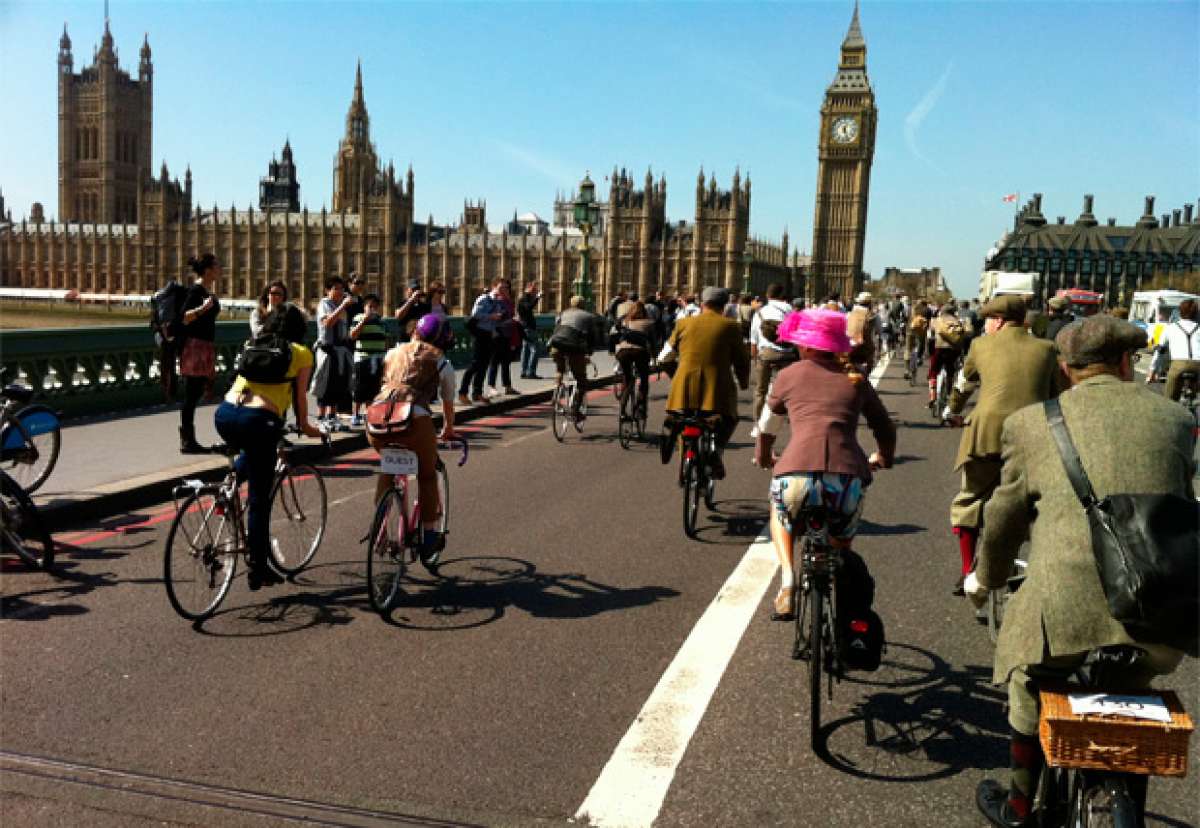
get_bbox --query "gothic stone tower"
[332,61,379,213]
[58,22,153,224]
[809,3,877,301]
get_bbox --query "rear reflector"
[850,620,869,633]
[682,426,702,438]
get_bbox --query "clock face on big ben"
[831,116,859,144]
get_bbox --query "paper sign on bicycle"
[379,448,419,476]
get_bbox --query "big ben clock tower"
[810,2,877,301]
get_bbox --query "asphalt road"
[2,361,1197,827]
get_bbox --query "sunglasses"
[268,290,286,296]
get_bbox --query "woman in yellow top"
[215,307,323,589]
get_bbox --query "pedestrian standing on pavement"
[216,306,323,591]
[1159,298,1200,401]
[968,314,1194,828]
[749,283,796,426]
[250,280,288,338]
[518,281,542,379]
[178,252,222,454]
[486,279,519,396]
[427,281,450,317]
[350,294,388,427]
[458,278,505,404]
[395,279,432,342]
[312,276,355,430]
[944,295,1060,594]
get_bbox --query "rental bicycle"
[1,380,62,495]
[673,413,719,539]
[0,468,54,570]
[551,359,596,442]
[790,507,845,751]
[366,437,468,613]
[163,428,330,621]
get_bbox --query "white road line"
[575,354,890,828]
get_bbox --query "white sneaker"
[749,426,760,439]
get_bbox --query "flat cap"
[1048,296,1069,311]
[855,291,874,304]
[701,286,730,305]
[981,294,1027,322]
[1055,315,1147,367]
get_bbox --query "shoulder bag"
[1044,397,1199,655]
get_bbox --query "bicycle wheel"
[682,457,701,539]
[809,581,825,751]
[907,354,918,386]
[3,405,61,495]
[163,491,237,621]
[1068,772,1140,828]
[574,386,587,433]
[635,391,648,439]
[618,387,635,449]
[268,464,328,576]
[552,383,570,442]
[0,471,54,570]
[366,488,407,612]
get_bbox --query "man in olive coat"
[967,315,1193,828]
[945,295,1059,593]
[663,286,751,478]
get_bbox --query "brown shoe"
[771,587,796,621]
[504,386,519,396]
[457,393,471,405]
[471,394,487,404]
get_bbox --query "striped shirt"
[352,312,388,360]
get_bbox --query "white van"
[1130,290,1200,347]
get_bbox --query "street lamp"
[742,250,753,296]
[572,172,599,310]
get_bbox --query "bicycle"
[673,413,719,539]
[617,361,649,449]
[0,468,54,570]
[163,428,330,622]
[929,351,961,420]
[1026,646,1185,828]
[366,437,468,613]
[551,358,595,442]
[1,381,62,495]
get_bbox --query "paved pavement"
[31,352,619,524]
[2,360,1197,827]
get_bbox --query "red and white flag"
[1002,193,1018,203]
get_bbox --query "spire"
[843,1,865,49]
[354,59,364,107]
[60,22,71,51]
[140,32,151,60]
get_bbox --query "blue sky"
[1,1,1197,297]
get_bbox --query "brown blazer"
[948,324,1059,468]
[665,310,750,417]
[767,356,896,481]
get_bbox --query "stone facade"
[1,25,809,312]
[809,3,877,303]
[983,194,1200,308]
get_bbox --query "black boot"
[247,559,285,591]
[179,426,207,455]
[976,779,1027,828]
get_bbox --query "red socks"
[952,526,977,576]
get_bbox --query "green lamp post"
[572,173,599,310]
[741,250,753,296]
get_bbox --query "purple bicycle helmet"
[415,313,453,349]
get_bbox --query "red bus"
[1055,288,1104,316]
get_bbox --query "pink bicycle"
[366,437,468,613]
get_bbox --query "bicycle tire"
[552,383,570,442]
[366,488,407,612]
[809,580,824,751]
[163,491,237,621]
[636,391,648,439]
[0,471,54,570]
[3,404,61,495]
[682,457,700,539]
[574,386,587,433]
[618,386,635,449]
[1069,773,1140,828]
[268,463,327,575]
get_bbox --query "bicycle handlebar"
[438,436,469,467]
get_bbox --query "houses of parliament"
[0,9,877,312]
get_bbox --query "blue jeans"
[520,330,540,377]
[214,402,282,565]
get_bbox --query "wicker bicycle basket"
[1039,687,1193,777]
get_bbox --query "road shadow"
[0,566,120,621]
[811,643,1008,782]
[690,498,768,544]
[857,519,924,537]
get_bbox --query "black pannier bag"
[836,548,886,671]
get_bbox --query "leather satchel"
[366,393,414,437]
[1044,398,1199,655]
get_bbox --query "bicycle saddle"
[2,384,33,404]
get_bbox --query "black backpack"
[836,549,886,672]
[150,280,188,344]
[234,334,293,384]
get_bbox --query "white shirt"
[1163,319,1200,361]
[681,303,701,318]
[414,358,458,417]
[749,299,792,352]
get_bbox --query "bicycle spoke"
[164,491,237,621]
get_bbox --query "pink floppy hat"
[778,308,851,354]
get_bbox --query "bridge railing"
[0,314,558,419]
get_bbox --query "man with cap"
[966,314,1193,828]
[1041,295,1074,342]
[944,295,1059,594]
[547,295,606,415]
[662,286,751,479]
